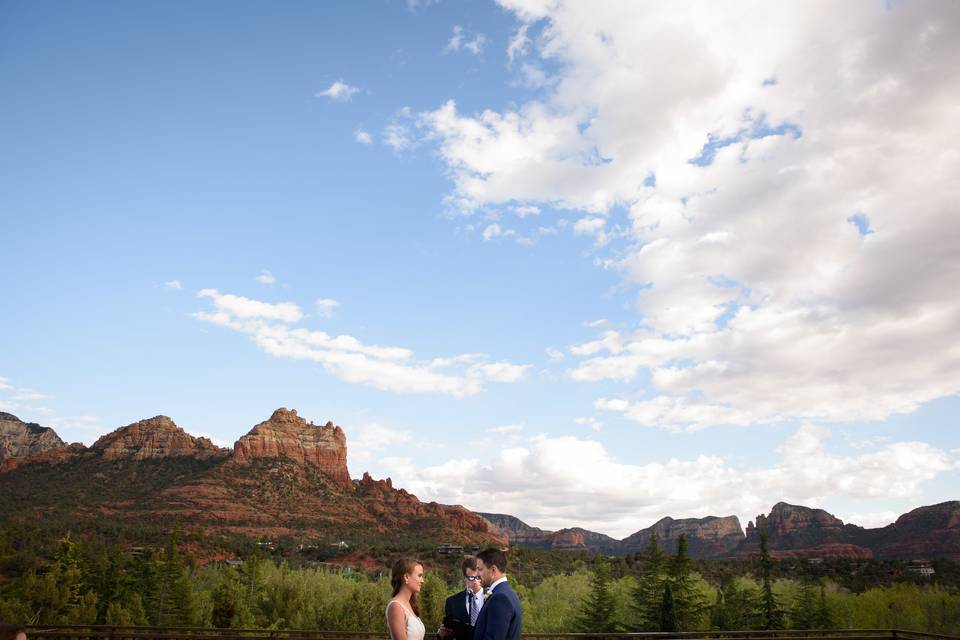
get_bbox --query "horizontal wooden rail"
[19,628,958,640]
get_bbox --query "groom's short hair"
[477,548,508,573]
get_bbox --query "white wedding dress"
[387,600,425,640]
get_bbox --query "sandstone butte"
[91,415,226,461]
[0,412,67,471]
[232,408,351,489]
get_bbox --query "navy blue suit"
[444,590,479,640]
[473,580,522,640]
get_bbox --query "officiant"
[438,557,486,640]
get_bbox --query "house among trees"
[437,543,464,555]
[906,560,935,577]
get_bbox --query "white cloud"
[834,510,900,529]
[482,223,503,241]
[345,422,413,462]
[0,377,11,390]
[194,289,529,397]
[255,270,276,285]
[383,423,957,538]
[489,423,524,434]
[468,361,531,383]
[445,25,487,55]
[315,298,340,319]
[354,129,373,145]
[406,0,438,11]
[11,390,53,401]
[574,416,602,431]
[316,80,360,102]
[164,279,183,290]
[545,346,564,362]
[197,289,302,323]
[507,24,530,62]
[417,1,960,429]
[513,205,541,218]
[384,122,415,153]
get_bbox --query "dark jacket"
[472,581,521,640]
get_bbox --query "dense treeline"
[1,531,958,634]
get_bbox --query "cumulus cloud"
[545,346,564,362]
[316,80,360,102]
[354,129,373,145]
[384,122,415,153]
[482,223,503,241]
[489,423,524,434]
[255,270,276,285]
[345,422,413,462]
[507,24,531,62]
[446,25,487,55]
[315,298,340,319]
[383,423,957,538]
[417,1,960,429]
[193,289,528,397]
[574,416,602,431]
[197,289,302,323]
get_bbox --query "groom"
[472,548,522,640]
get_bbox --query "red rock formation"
[870,502,960,560]
[91,415,226,460]
[0,412,67,471]
[233,408,351,489]
[623,515,744,558]
[550,529,587,550]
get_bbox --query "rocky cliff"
[478,512,556,548]
[91,415,227,460]
[866,501,960,560]
[232,408,351,489]
[0,412,67,471]
[480,512,742,557]
[622,515,745,557]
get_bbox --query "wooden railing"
[20,627,959,640]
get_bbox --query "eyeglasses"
[465,576,482,581]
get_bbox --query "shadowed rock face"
[479,511,743,557]
[0,412,67,471]
[622,515,745,557]
[91,415,225,460]
[867,502,960,560]
[232,408,351,489]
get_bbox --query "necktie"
[470,592,480,625]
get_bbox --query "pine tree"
[574,561,617,632]
[759,530,784,630]
[632,533,667,631]
[155,525,195,626]
[815,582,833,629]
[660,581,677,632]
[669,534,705,630]
[790,579,818,629]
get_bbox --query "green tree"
[631,533,667,631]
[660,581,677,632]
[669,534,705,630]
[759,530,784,630]
[574,561,617,632]
[790,579,818,629]
[155,525,196,626]
[815,582,833,629]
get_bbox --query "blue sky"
[2,0,958,538]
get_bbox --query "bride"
[386,558,426,640]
